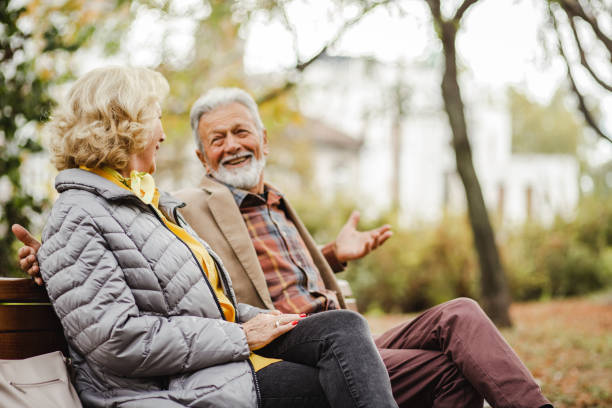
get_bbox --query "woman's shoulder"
[53,188,112,217]
[42,190,106,237]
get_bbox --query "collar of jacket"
[56,168,186,221]
[199,175,283,200]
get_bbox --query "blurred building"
[297,54,579,226]
[271,117,363,197]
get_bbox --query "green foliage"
[346,215,479,313]
[1,2,52,275]
[0,0,125,275]
[509,87,583,154]
[297,192,612,313]
[506,197,612,299]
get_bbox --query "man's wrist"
[321,241,347,272]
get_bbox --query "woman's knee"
[317,309,370,334]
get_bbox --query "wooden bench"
[337,278,359,312]
[0,278,67,359]
[0,276,357,361]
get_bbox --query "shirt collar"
[209,175,284,208]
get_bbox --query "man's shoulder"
[173,186,206,200]
[173,177,221,200]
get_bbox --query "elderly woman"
[35,66,397,408]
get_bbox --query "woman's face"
[128,104,165,175]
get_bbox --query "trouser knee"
[317,309,370,337]
[446,297,485,320]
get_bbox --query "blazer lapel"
[203,178,275,309]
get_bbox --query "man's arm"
[324,211,392,269]
[11,224,43,285]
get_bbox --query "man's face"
[196,102,268,192]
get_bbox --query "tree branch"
[257,0,393,105]
[425,0,442,22]
[555,0,612,58]
[278,4,301,65]
[566,12,612,91]
[550,5,612,144]
[256,80,296,105]
[454,0,480,22]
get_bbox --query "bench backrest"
[0,278,68,359]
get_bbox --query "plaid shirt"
[226,183,340,314]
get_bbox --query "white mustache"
[221,152,254,166]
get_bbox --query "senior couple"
[14,66,552,408]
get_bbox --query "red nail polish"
[292,320,298,325]
[300,314,307,317]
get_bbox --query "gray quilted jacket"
[38,169,265,408]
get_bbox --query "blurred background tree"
[510,87,583,154]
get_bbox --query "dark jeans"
[256,309,397,408]
[375,298,553,408]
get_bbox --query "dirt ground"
[364,295,612,408]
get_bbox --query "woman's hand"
[242,311,304,350]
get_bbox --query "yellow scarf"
[92,167,156,205]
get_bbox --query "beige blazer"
[173,177,346,310]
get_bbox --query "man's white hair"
[189,87,264,153]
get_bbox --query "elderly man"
[15,87,552,408]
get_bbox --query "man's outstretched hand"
[11,224,43,286]
[334,211,392,263]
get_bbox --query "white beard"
[210,152,266,190]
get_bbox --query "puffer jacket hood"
[38,168,263,408]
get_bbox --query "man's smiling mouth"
[222,154,252,167]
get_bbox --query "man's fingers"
[33,276,44,286]
[376,231,393,247]
[27,264,40,278]
[11,224,41,250]
[374,224,392,236]
[18,246,34,258]
[19,254,35,271]
[347,211,360,228]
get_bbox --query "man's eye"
[211,137,223,145]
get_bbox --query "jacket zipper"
[247,359,262,408]
[153,204,262,407]
[148,204,226,320]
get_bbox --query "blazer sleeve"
[38,203,250,378]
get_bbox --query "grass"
[364,293,612,408]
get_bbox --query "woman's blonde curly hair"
[46,66,169,171]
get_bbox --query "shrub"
[293,190,612,313]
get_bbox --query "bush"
[343,216,479,313]
[293,190,612,313]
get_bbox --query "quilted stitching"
[37,168,257,408]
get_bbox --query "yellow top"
[81,166,280,371]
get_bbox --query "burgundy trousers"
[374,298,552,408]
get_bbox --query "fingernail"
[299,314,307,317]
[292,320,298,325]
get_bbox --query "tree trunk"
[438,21,512,327]
[390,102,402,212]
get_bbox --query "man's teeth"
[225,156,249,165]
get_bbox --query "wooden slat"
[0,305,62,331]
[0,278,67,359]
[0,278,50,302]
[0,331,68,360]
